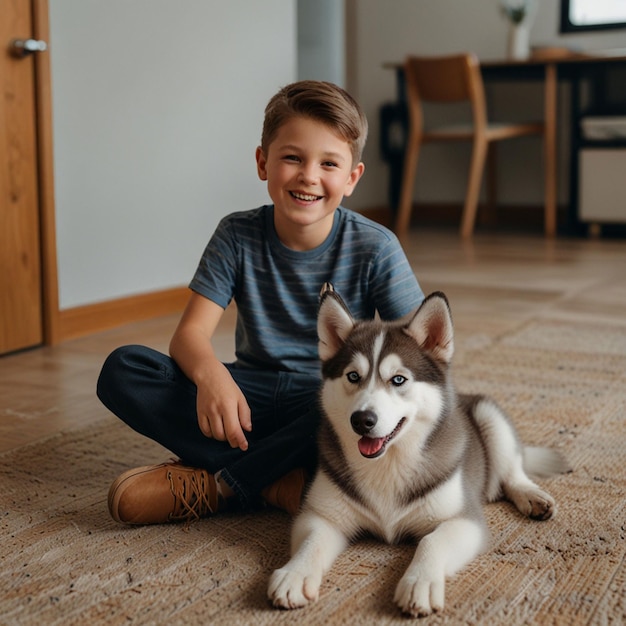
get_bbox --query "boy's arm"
[169,292,251,451]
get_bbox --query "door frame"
[32,0,60,345]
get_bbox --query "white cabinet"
[579,148,626,223]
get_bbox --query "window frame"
[560,0,626,33]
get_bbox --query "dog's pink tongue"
[358,436,384,457]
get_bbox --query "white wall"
[49,0,296,309]
[347,0,626,211]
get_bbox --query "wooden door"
[1,0,45,354]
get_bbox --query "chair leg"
[460,138,488,238]
[394,133,421,240]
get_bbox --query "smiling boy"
[97,80,424,524]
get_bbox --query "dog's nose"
[350,410,377,435]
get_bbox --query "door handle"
[9,39,48,58]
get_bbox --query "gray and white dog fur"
[268,284,568,618]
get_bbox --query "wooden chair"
[394,53,549,239]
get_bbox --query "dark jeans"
[96,345,321,508]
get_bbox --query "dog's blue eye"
[346,371,361,384]
[391,375,406,387]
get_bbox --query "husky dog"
[268,285,568,618]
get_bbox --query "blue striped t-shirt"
[189,205,423,376]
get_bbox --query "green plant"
[500,0,530,24]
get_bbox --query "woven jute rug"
[2,318,625,625]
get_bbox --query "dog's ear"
[404,292,454,363]
[318,283,355,361]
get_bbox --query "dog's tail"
[523,446,571,479]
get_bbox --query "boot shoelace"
[167,467,218,522]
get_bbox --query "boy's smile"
[256,116,364,251]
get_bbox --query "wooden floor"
[1,227,625,454]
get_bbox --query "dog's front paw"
[268,567,320,610]
[394,573,445,618]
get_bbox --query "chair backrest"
[403,53,488,131]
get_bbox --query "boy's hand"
[195,362,252,451]
[169,294,251,451]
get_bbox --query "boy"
[97,80,423,525]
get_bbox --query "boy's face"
[256,116,364,250]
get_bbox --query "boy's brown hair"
[261,80,368,167]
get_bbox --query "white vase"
[507,22,530,60]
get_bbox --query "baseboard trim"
[58,286,189,342]
[357,202,563,232]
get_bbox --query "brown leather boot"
[261,468,309,516]
[108,461,224,524]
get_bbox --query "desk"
[382,52,626,235]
